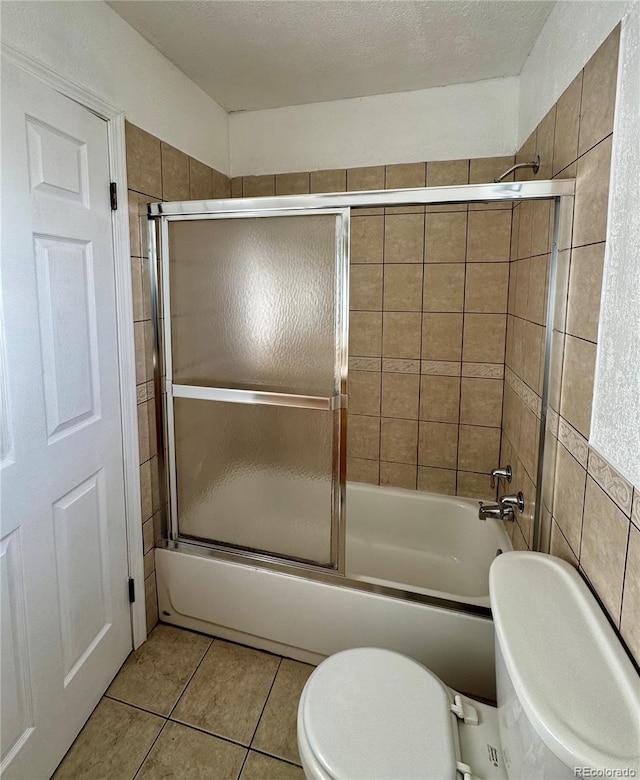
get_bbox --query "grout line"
[551,514,578,559]
[577,472,592,564]
[565,76,584,253]
[247,657,283,751]
[132,720,170,779]
[574,130,614,175]
[248,746,303,769]
[236,749,251,778]
[618,523,632,628]
[127,186,163,201]
[167,714,254,751]
[562,330,599,348]
[575,560,640,675]
[165,635,215,720]
[352,411,502,427]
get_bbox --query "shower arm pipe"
[494,155,541,183]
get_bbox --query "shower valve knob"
[490,465,512,488]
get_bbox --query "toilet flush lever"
[450,695,479,726]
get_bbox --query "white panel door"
[0,61,132,779]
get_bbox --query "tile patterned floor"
[53,625,311,779]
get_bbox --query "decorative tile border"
[349,357,382,371]
[504,366,519,390]
[505,367,542,418]
[420,360,461,377]
[632,490,639,530]
[382,358,420,374]
[136,382,150,404]
[349,358,499,378]
[587,447,634,517]
[557,416,589,468]
[462,362,504,379]
[546,407,559,437]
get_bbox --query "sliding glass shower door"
[161,210,348,569]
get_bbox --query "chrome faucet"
[478,502,506,521]
[490,465,512,488]
[500,493,525,513]
[478,492,524,522]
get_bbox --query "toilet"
[297,552,640,779]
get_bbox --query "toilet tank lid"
[490,552,640,773]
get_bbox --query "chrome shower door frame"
[156,207,350,572]
[149,178,575,610]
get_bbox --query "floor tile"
[53,698,163,780]
[240,751,305,780]
[107,625,212,716]
[172,640,280,745]
[252,659,314,764]
[136,721,246,780]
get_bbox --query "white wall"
[229,77,519,176]
[518,1,634,146]
[591,9,640,488]
[0,1,230,174]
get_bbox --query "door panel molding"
[0,529,35,773]
[1,41,146,648]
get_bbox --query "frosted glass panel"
[169,216,338,396]
[174,397,335,564]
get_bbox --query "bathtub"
[156,483,511,700]
[346,483,509,607]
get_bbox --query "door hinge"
[110,181,118,210]
[128,577,136,603]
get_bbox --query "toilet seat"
[299,648,461,780]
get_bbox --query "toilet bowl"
[297,552,640,780]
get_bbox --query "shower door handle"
[170,383,347,412]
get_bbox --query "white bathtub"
[156,483,511,700]
[346,483,510,607]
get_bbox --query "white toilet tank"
[490,553,640,779]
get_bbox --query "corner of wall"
[0,0,231,175]
[591,8,640,488]
[517,1,632,147]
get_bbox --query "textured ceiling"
[108,0,555,112]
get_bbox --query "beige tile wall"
[232,158,515,501]
[500,27,639,666]
[125,121,230,632]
